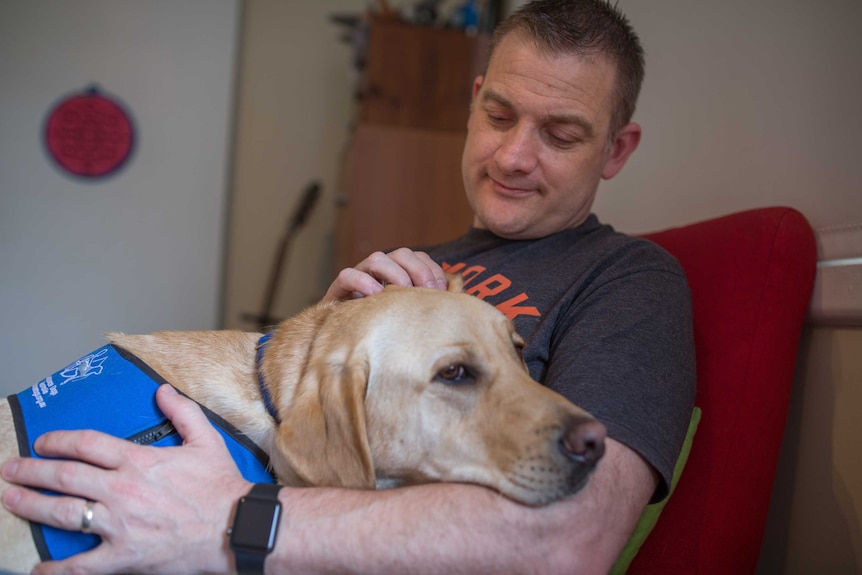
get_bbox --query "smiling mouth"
[489,176,538,198]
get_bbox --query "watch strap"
[234,548,267,575]
[231,483,282,575]
[245,481,282,499]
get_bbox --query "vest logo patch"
[31,349,110,409]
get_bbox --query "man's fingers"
[362,251,413,287]
[1,455,110,505]
[2,486,110,537]
[154,384,220,447]
[386,248,448,290]
[323,249,447,303]
[323,267,386,302]
[31,428,135,470]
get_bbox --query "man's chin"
[475,216,535,240]
[472,197,542,239]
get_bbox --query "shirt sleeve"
[537,246,696,503]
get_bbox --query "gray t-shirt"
[423,215,696,502]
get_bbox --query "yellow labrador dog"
[0,282,605,571]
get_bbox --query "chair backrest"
[629,207,817,574]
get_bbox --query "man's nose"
[494,124,538,174]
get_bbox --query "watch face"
[230,497,281,550]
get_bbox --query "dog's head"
[260,280,605,506]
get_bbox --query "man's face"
[461,32,638,239]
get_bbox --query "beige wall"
[597,0,862,234]
[224,0,366,330]
[0,0,240,393]
[228,0,862,571]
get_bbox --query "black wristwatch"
[228,483,283,575]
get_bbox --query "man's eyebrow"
[480,88,514,109]
[480,88,595,138]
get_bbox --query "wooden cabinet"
[335,20,486,270]
[336,124,473,270]
[360,20,486,132]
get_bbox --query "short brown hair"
[488,0,645,137]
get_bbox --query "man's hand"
[1,384,251,575]
[323,248,448,302]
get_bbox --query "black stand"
[241,181,321,332]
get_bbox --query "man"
[1,1,695,573]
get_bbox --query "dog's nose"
[560,418,606,466]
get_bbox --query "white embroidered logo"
[31,348,109,408]
[59,349,109,384]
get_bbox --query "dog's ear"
[272,356,375,489]
[446,272,464,293]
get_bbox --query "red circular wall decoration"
[44,86,135,179]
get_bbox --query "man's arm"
[271,437,656,575]
[2,385,655,575]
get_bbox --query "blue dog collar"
[256,331,281,425]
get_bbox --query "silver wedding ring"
[81,500,95,533]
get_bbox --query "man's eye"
[435,364,475,384]
[486,112,513,127]
[548,132,578,148]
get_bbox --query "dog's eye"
[435,363,475,384]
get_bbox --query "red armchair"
[628,207,817,574]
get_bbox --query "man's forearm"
[268,438,654,575]
[274,482,549,575]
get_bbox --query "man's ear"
[601,122,641,180]
[471,75,484,100]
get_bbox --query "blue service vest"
[7,343,275,562]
